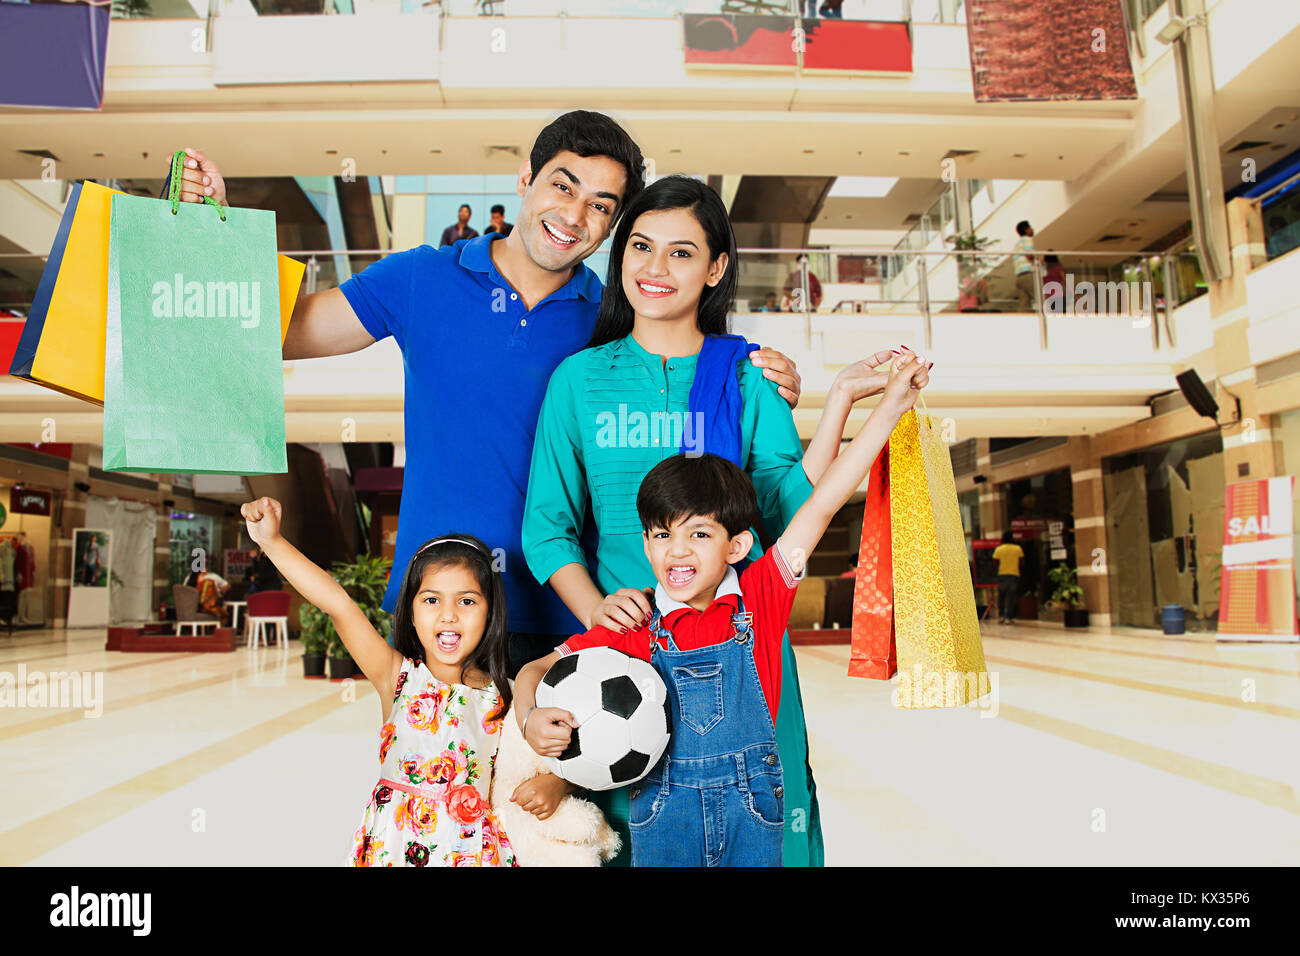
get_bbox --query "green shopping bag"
[103,151,287,475]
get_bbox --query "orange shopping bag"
[849,443,897,679]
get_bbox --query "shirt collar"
[654,565,741,618]
[457,232,603,303]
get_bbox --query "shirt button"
[520,319,527,326]
[630,787,640,800]
[764,753,777,766]
[774,785,784,799]
[659,388,664,394]
[510,293,518,300]
[668,365,674,370]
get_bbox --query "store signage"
[1217,476,1298,642]
[11,487,51,515]
[683,14,911,73]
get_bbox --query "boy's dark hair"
[637,454,760,539]
[391,532,511,719]
[1044,253,1060,266]
[1016,220,1032,236]
[529,110,646,222]
[1001,530,1015,544]
[490,203,506,215]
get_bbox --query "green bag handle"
[168,150,227,222]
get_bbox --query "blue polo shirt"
[340,233,601,633]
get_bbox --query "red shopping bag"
[848,445,896,679]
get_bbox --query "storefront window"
[169,511,217,586]
[1101,431,1224,630]
[1273,408,1300,611]
[958,488,981,559]
[1000,469,1075,609]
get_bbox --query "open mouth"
[666,565,696,587]
[636,279,676,298]
[542,220,579,249]
[435,630,462,653]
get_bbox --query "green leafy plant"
[1047,563,1085,609]
[298,554,393,659]
[947,231,996,281]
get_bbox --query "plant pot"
[1064,608,1090,628]
[1016,594,1038,620]
[328,656,354,681]
[302,654,326,678]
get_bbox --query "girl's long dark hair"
[586,175,738,349]
[391,533,511,720]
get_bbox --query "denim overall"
[628,596,784,867]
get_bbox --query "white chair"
[245,590,291,650]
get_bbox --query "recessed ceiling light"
[1013,152,1026,158]
[325,149,338,155]
[803,149,815,154]
[669,148,682,154]
[429,149,442,154]
[92,152,105,158]
[898,150,910,157]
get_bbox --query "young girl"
[240,496,571,866]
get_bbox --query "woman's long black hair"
[586,174,739,349]
[391,533,511,720]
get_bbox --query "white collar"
[654,565,741,617]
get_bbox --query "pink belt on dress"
[377,777,449,799]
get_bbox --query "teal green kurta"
[522,333,824,866]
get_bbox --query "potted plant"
[298,602,331,678]
[1047,563,1089,628]
[301,553,392,681]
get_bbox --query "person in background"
[757,291,782,313]
[196,569,231,625]
[840,553,858,578]
[958,271,988,313]
[993,530,1025,625]
[484,204,514,237]
[245,547,283,595]
[440,204,479,247]
[1013,220,1036,311]
[1042,254,1066,312]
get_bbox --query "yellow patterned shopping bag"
[888,406,990,708]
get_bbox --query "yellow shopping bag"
[888,406,990,708]
[14,181,303,405]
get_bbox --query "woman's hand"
[749,347,802,409]
[831,348,898,404]
[175,147,227,207]
[240,496,283,547]
[589,587,655,632]
[877,351,931,422]
[510,772,574,820]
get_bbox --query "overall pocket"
[671,661,724,735]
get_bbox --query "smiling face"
[410,561,487,671]
[514,150,628,274]
[620,207,728,329]
[643,513,752,610]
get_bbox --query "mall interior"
[0,0,1298,867]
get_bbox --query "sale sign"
[1217,476,1298,642]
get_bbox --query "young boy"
[513,352,929,866]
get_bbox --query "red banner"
[1217,477,1298,642]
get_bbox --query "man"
[1013,219,1036,311]
[167,112,804,674]
[993,530,1025,625]
[757,291,781,313]
[484,203,513,237]
[440,203,479,247]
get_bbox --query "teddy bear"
[488,704,621,866]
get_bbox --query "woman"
[522,175,895,866]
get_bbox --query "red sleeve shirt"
[557,542,803,723]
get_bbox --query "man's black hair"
[1016,220,1032,236]
[529,110,646,222]
[459,204,472,215]
[637,454,760,539]
[490,203,506,215]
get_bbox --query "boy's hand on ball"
[240,497,282,546]
[525,707,577,757]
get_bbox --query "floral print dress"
[351,657,516,867]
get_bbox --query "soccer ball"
[534,647,670,792]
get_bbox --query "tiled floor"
[1,621,1297,866]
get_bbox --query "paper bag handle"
[168,150,227,222]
